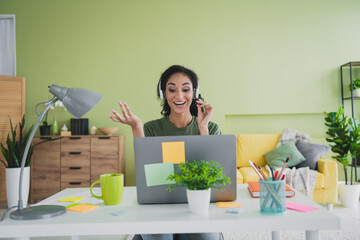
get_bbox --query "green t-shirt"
[144,116,221,137]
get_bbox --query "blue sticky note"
[144,162,175,187]
[226,208,243,214]
[111,210,129,217]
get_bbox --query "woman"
[109,65,222,240]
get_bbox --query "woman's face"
[165,72,194,115]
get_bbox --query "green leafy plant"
[324,106,360,184]
[348,78,360,91]
[167,160,231,191]
[0,115,59,168]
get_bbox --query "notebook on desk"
[134,135,237,204]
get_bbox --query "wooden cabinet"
[31,135,125,203]
[0,76,25,204]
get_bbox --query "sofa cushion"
[315,172,324,189]
[264,141,306,168]
[237,134,281,167]
[295,141,331,170]
[236,169,243,184]
[239,167,270,183]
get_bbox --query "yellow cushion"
[314,172,324,189]
[236,169,243,184]
[237,134,281,167]
[239,167,270,183]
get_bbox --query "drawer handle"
[69,182,81,185]
[40,137,52,140]
[69,152,81,155]
[69,137,81,140]
[98,137,110,139]
[69,167,81,170]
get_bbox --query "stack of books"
[247,181,295,198]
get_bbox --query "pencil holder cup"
[259,179,286,215]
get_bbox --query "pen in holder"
[259,178,286,215]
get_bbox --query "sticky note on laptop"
[144,162,176,187]
[162,141,185,164]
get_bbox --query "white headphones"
[158,81,200,100]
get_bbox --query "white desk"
[0,185,340,240]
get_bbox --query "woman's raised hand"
[108,101,144,137]
[196,99,214,135]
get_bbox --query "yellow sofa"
[236,134,338,208]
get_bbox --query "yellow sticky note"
[58,197,85,203]
[162,142,185,164]
[67,204,99,213]
[216,202,242,208]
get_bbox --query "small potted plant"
[39,100,66,136]
[167,160,231,214]
[348,78,360,97]
[324,106,360,208]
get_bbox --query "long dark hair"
[157,65,204,117]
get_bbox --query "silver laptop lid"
[134,135,237,204]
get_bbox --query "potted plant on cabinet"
[348,78,360,97]
[39,100,66,136]
[324,106,360,208]
[167,160,231,214]
[0,115,59,208]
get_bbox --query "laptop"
[134,135,237,204]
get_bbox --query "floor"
[0,201,359,240]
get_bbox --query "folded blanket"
[283,167,317,199]
[277,127,311,147]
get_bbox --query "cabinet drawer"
[91,137,118,152]
[61,152,90,167]
[91,158,119,182]
[61,137,90,152]
[33,138,60,151]
[61,167,90,181]
[61,181,90,190]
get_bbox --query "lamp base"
[10,205,66,220]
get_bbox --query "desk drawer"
[61,137,90,152]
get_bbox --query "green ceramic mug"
[90,173,124,205]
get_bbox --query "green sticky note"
[144,163,175,187]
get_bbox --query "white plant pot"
[353,89,360,97]
[6,167,30,208]
[186,188,211,214]
[338,181,360,208]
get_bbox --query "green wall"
[1,0,360,185]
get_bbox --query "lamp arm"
[18,97,58,210]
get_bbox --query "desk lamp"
[10,84,103,220]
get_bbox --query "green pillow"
[264,141,306,168]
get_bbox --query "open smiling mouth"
[174,101,186,106]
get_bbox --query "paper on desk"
[286,202,319,212]
[144,162,176,187]
[216,202,242,208]
[58,197,85,202]
[33,190,102,207]
[162,141,185,164]
[67,204,99,213]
